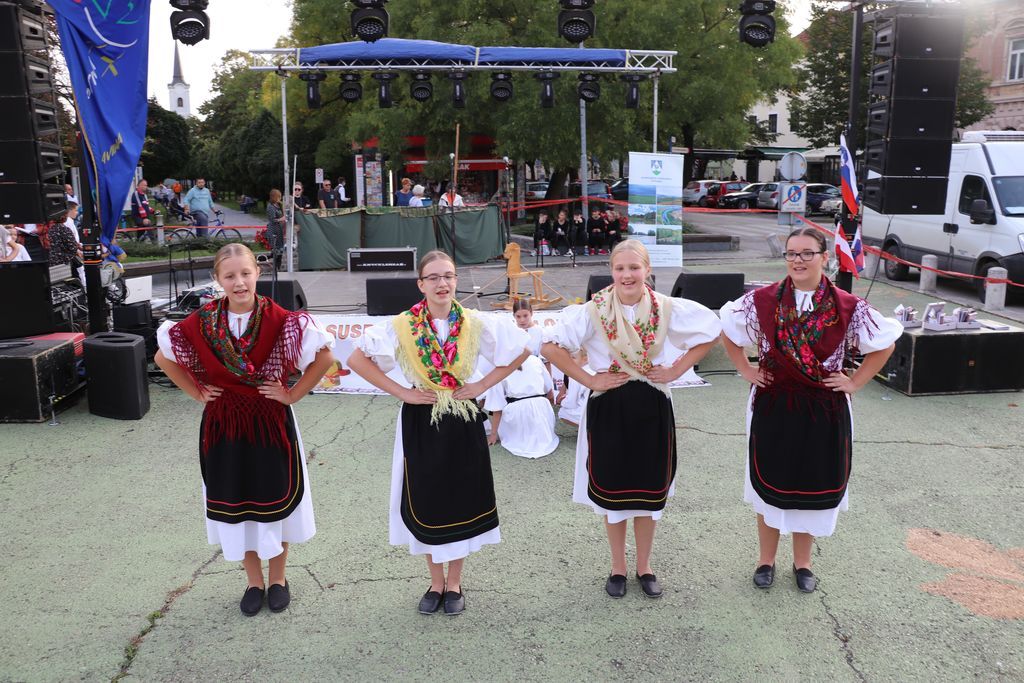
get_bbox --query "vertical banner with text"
[50,0,151,242]
[626,152,685,267]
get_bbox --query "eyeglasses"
[420,273,458,285]
[783,250,824,262]
[293,188,302,191]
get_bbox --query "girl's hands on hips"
[258,380,295,405]
[402,387,438,404]
[452,381,485,400]
[486,432,498,446]
[739,365,771,388]
[587,371,629,392]
[194,384,223,404]
[822,371,858,394]
[644,364,679,384]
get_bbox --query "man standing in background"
[183,178,217,238]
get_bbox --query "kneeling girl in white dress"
[154,244,334,616]
[347,250,530,615]
[719,227,900,593]
[542,240,721,599]
[484,354,559,458]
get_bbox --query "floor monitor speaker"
[366,278,422,316]
[256,277,307,311]
[670,272,745,310]
[84,332,150,420]
[0,337,77,422]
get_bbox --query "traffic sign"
[315,168,324,184]
[779,181,807,213]
[779,152,807,181]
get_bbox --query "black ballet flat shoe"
[793,566,818,593]
[418,589,444,615]
[239,586,265,616]
[267,582,290,612]
[605,574,627,598]
[443,590,465,615]
[753,564,775,589]
[636,573,663,599]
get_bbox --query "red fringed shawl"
[168,296,306,454]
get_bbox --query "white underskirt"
[497,397,559,458]
[388,408,501,563]
[204,406,316,561]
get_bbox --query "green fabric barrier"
[296,206,505,269]
[436,205,507,265]
[296,210,361,270]
[364,212,437,265]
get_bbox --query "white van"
[861,130,1024,297]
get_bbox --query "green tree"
[791,3,995,148]
[139,98,191,184]
[286,0,803,192]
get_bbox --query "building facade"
[168,43,191,118]
[965,0,1024,131]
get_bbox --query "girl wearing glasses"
[347,250,530,616]
[542,240,721,600]
[719,227,900,593]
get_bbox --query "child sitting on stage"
[484,353,559,458]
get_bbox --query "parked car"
[704,181,747,208]
[568,179,612,200]
[683,179,720,206]
[819,196,843,217]
[805,183,842,214]
[609,178,629,202]
[757,182,781,209]
[719,183,766,210]
[525,181,549,201]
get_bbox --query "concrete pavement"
[2,257,1023,681]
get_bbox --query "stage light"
[578,73,600,103]
[351,0,389,42]
[621,74,645,109]
[536,71,559,109]
[738,0,776,48]
[299,71,326,109]
[558,0,596,43]
[169,0,210,45]
[410,72,433,102]
[340,73,362,103]
[490,72,514,102]
[373,72,397,108]
[449,71,468,109]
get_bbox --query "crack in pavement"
[818,587,867,682]
[301,564,325,591]
[111,549,222,682]
[0,455,32,488]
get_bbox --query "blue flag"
[49,0,151,242]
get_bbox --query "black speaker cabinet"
[873,15,964,61]
[0,337,77,422]
[670,272,745,310]
[256,277,307,311]
[863,177,948,215]
[865,138,952,177]
[366,277,422,315]
[882,325,1024,396]
[867,98,956,140]
[84,332,150,420]
[112,301,152,329]
[585,274,657,301]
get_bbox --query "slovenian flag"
[834,223,861,278]
[839,133,859,217]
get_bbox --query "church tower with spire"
[168,43,191,118]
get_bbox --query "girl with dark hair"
[719,227,901,593]
[154,244,335,616]
[542,240,721,600]
[512,297,544,357]
[347,250,530,615]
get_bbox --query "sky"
[147,0,816,115]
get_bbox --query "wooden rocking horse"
[491,242,563,310]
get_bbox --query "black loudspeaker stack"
[862,9,964,216]
[256,277,307,311]
[366,278,422,315]
[84,332,150,420]
[0,0,66,223]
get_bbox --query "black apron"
[585,380,677,512]
[399,403,499,545]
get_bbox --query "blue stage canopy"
[298,38,628,68]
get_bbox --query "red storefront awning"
[404,158,507,173]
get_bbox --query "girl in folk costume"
[719,228,900,593]
[483,353,559,458]
[512,297,545,358]
[542,240,721,599]
[154,244,334,616]
[555,350,594,427]
[347,250,530,616]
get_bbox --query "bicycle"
[166,211,242,245]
